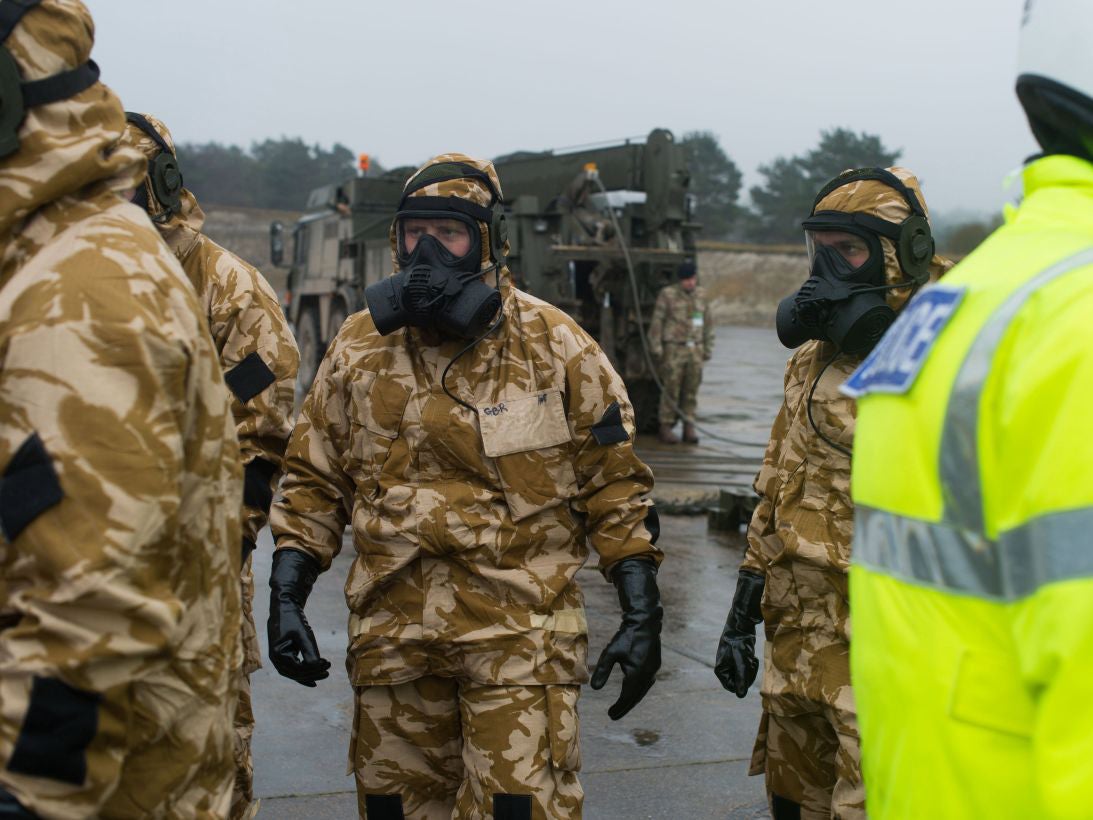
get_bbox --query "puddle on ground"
[631,728,661,747]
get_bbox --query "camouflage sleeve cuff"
[739,553,767,576]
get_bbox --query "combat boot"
[658,423,680,444]
[682,422,699,444]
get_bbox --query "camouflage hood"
[0,0,144,252]
[813,166,951,312]
[120,112,206,256]
[389,152,513,290]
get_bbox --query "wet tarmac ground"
[635,326,789,508]
[251,325,788,818]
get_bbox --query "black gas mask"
[365,162,508,340]
[775,169,935,355]
[366,212,500,338]
[124,113,184,222]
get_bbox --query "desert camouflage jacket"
[0,3,242,814]
[741,341,859,718]
[648,283,713,359]
[271,272,661,687]
[162,211,298,556]
[740,168,953,719]
[171,224,298,674]
[123,113,299,675]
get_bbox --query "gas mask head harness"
[776,168,935,355]
[365,160,508,340]
[124,112,184,222]
[0,0,101,159]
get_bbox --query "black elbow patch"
[493,794,532,820]
[8,676,100,785]
[590,401,629,446]
[771,794,802,820]
[224,352,276,404]
[1,433,64,542]
[364,794,405,819]
[243,456,279,514]
[644,504,660,545]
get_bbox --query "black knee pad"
[493,793,532,820]
[771,793,802,820]
[364,794,405,819]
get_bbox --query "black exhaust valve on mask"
[365,162,509,340]
[776,168,935,355]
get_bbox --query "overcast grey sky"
[87,0,1034,218]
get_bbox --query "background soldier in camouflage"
[269,154,663,819]
[0,2,242,817]
[714,168,952,820]
[647,261,713,444]
[557,166,613,244]
[122,113,300,820]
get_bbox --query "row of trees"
[681,127,900,243]
[178,138,360,211]
[178,129,986,250]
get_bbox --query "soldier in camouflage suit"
[122,113,300,820]
[558,167,612,244]
[647,261,713,444]
[269,154,664,819]
[0,2,242,817]
[714,168,952,819]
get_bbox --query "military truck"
[273,128,699,428]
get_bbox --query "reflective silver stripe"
[868,247,1093,598]
[855,506,1093,600]
[940,247,1093,531]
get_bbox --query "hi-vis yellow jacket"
[844,155,1093,820]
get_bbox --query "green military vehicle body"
[275,128,699,428]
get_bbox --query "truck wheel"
[327,302,349,341]
[628,378,662,435]
[296,307,322,396]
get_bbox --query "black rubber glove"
[714,570,765,698]
[268,548,330,687]
[590,557,663,720]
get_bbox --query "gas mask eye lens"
[807,230,872,274]
[399,216,474,261]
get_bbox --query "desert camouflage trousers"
[656,345,704,426]
[229,672,255,820]
[749,707,865,820]
[349,677,583,819]
[231,557,260,820]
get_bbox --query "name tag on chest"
[841,285,965,398]
[479,389,572,457]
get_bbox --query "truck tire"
[628,378,661,435]
[327,301,349,341]
[295,306,322,396]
